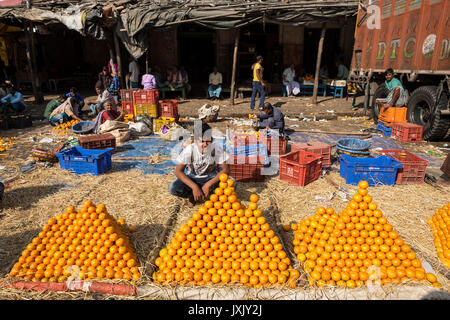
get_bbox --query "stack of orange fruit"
[9,201,141,283]
[153,173,300,288]
[427,203,450,268]
[292,181,441,288]
[52,119,80,134]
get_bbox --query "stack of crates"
[158,100,179,120]
[133,90,159,118]
[378,106,407,127]
[120,89,136,115]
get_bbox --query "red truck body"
[352,0,450,75]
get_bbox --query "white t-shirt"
[283,68,295,83]
[209,72,223,86]
[176,143,229,178]
[129,60,140,82]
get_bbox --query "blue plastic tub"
[339,154,402,186]
[376,122,392,136]
[337,138,371,152]
[72,121,95,134]
[57,146,113,175]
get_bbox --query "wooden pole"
[230,28,240,105]
[312,23,326,105]
[145,50,149,74]
[113,31,124,89]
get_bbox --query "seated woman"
[48,97,82,126]
[92,100,124,133]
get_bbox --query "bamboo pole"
[230,28,240,105]
[312,23,326,105]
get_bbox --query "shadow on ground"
[2,184,67,211]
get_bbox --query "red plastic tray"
[158,100,179,119]
[279,150,323,186]
[132,89,159,104]
[228,155,265,182]
[379,149,428,184]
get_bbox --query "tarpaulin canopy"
[0,0,359,58]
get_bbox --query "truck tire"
[371,84,389,124]
[407,86,450,141]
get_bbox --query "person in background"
[127,57,140,89]
[208,66,222,100]
[66,87,84,115]
[282,64,300,96]
[92,100,124,133]
[44,94,66,120]
[319,64,329,80]
[257,102,285,134]
[180,66,191,94]
[376,68,406,108]
[0,86,26,114]
[336,59,349,80]
[250,55,266,110]
[141,67,157,90]
[108,58,118,77]
[48,97,82,126]
[168,66,184,90]
[169,122,230,207]
[88,81,116,117]
[98,66,113,91]
[153,65,165,88]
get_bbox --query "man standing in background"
[250,56,266,110]
[127,57,140,89]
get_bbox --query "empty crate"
[279,150,323,186]
[78,133,117,152]
[291,141,332,166]
[380,149,428,184]
[391,123,423,142]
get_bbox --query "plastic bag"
[128,122,152,136]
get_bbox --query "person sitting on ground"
[98,66,113,91]
[180,66,191,94]
[376,68,406,108]
[336,59,349,80]
[48,97,82,126]
[282,64,300,96]
[127,57,140,89]
[169,122,230,207]
[44,94,66,120]
[0,86,26,114]
[92,100,124,133]
[208,66,223,100]
[66,87,84,115]
[257,102,285,134]
[88,81,116,117]
[168,66,184,90]
[141,67,157,90]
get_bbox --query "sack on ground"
[108,128,131,145]
[98,120,129,133]
[128,121,152,137]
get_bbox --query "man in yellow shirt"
[250,56,266,110]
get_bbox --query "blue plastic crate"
[377,122,392,136]
[339,154,402,186]
[57,146,113,175]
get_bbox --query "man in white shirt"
[169,123,230,207]
[208,66,223,100]
[88,81,117,116]
[127,57,140,89]
[282,64,300,96]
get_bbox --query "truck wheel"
[371,84,389,124]
[407,86,450,141]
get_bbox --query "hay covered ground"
[0,96,450,299]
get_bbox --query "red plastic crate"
[379,149,428,184]
[291,141,332,166]
[264,137,287,156]
[391,123,423,142]
[279,150,323,186]
[121,102,134,115]
[132,89,159,104]
[120,89,136,103]
[228,155,265,182]
[159,99,179,119]
[78,133,117,152]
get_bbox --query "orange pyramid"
[153,173,300,288]
[292,180,441,288]
[9,201,141,283]
[427,203,450,268]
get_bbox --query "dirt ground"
[1,94,450,299]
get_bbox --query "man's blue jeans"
[169,173,220,199]
[208,85,222,98]
[250,81,265,110]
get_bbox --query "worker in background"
[127,57,140,89]
[169,122,230,208]
[87,81,116,117]
[257,102,285,134]
[44,94,66,120]
[336,59,349,80]
[282,63,300,96]
[376,68,406,108]
[48,97,82,126]
[208,66,223,100]
[0,86,26,114]
[141,67,157,90]
[66,87,84,115]
[250,56,266,110]
[98,66,113,91]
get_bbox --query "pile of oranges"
[427,203,450,268]
[292,181,441,288]
[52,119,80,134]
[0,136,18,152]
[9,201,141,283]
[153,173,300,288]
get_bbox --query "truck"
[349,0,450,141]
